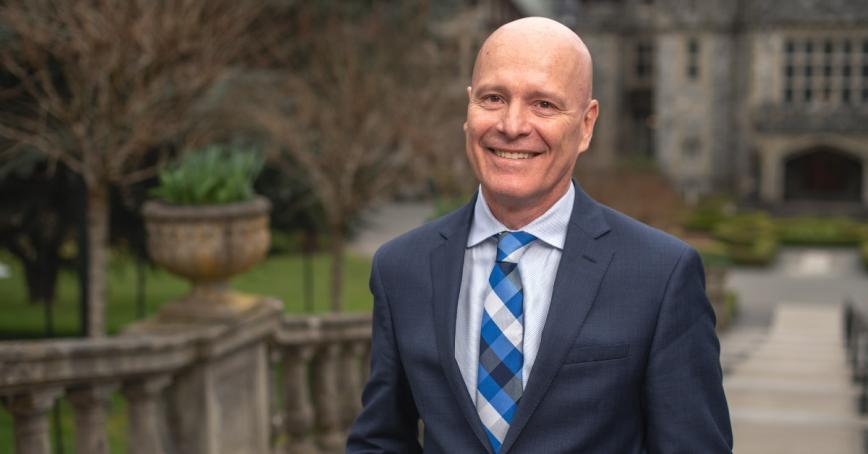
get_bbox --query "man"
[347,17,732,453]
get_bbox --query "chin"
[482,178,540,204]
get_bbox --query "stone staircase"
[721,303,867,454]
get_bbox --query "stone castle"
[489,0,868,212]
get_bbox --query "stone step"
[734,359,850,375]
[723,303,866,454]
[727,387,859,415]
[727,369,853,386]
[724,377,861,395]
[731,416,865,454]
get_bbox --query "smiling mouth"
[488,147,538,160]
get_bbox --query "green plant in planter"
[151,145,264,205]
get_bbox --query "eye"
[536,100,557,110]
[480,94,505,105]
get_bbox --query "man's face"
[464,38,598,211]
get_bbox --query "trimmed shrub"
[776,217,863,246]
[862,224,868,268]
[713,212,778,266]
[695,241,732,268]
[861,239,868,270]
[684,194,736,233]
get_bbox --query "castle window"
[784,39,795,104]
[862,40,868,102]
[682,137,701,160]
[686,37,700,79]
[636,42,654,79]
[783,35,868,106]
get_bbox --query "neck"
[482,182,570,230]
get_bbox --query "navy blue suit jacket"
[347,185,733,453]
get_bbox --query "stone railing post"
[68,383,117,454]
[124,297,281,454]
[340,341,366,428]
[122,375,172,454]
[3,388,62,454]
[283,345,317,454]
[312,342,344,452]
[362,343,372,385]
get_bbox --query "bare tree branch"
[0,0,267,335]
[231,2,470,310]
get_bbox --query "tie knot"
[496,231,537,263]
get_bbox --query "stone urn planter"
[142,196,271,322]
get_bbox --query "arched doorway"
[784,147,863,202]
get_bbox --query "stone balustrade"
[0,299,372,454]
[272,314,372,454]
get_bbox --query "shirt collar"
[467,183,574,250]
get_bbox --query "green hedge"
[861,240,868,270]
[696,241,732,268]
[684,195,736,232]
[684,197,868,269]
[776,217,864,246]
[712,212,779,266]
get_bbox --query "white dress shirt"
[454,183,575,402]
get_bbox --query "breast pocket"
[562,343,629,365]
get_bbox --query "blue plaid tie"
[476,231,536,453]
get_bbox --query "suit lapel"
[430,200,494,453]
[499,185,615,454]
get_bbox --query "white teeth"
[492,149,534,160]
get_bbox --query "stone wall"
[0,301,371,454]
[560,0,868,208]
[655,31,736,200]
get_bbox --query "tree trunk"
[329,228,344,313]
[303,230,317,313]
[85,184,109,337]
[23,259,59,305]
[37,246,60,305]
[23,262,44,304]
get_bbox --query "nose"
[496,102,532,139]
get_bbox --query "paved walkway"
[349,202,434,256]
[721,303,867,453]
[726,247,868,327]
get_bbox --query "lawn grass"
[0,250,373,338]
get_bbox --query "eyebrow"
[474,84,571,107]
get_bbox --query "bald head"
[463,18,600,228]
[472,17,593,104]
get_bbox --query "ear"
[464,86,473,132]
[578,99,600,153]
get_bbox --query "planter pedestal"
[155,284,262,323]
